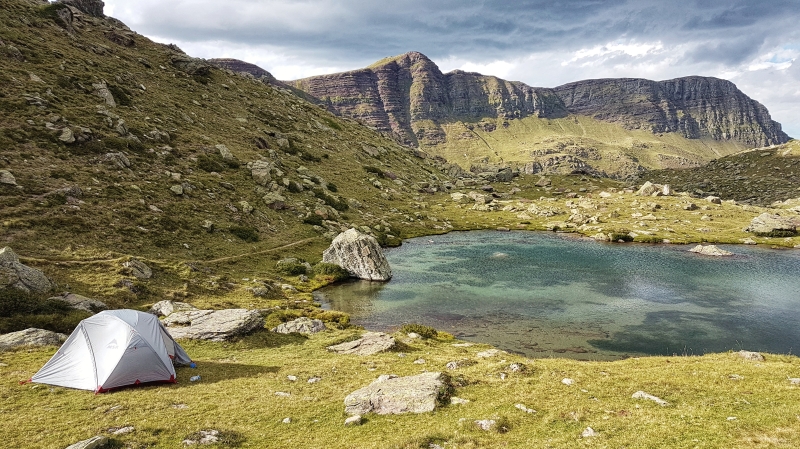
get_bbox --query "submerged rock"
[322,228,392,281]
[344,372,451,415]
[689,245,733,256]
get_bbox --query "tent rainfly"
[31,309,192,393]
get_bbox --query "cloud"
[103,0,800,137]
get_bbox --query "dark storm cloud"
[112,0,795,67]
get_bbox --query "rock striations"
[291,52,788,149]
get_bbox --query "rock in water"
[0,247,55,293]
[163,309,263,341]
[344,372,451,415]
[327,332,395,355]
[689,245,734,256]
[322,229,392,281]
[744,213,798,236]
[0,328,67,351]
[273,317,326,334]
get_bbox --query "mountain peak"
[367,51,434,69]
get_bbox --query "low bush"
[302,214,323,226]
[363,166,384,178]
[229,226,260,242]
[609,230,634,242]
[312,262,350,282]
[0,289,91,334]
[400,323,438,339]
[276,261,308,276]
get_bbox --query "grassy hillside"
[429,114,747,178]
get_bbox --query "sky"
[103,0,799,138]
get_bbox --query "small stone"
[111,426,135,435]
[562,378,575,386]
[727,416,737,421]
[452,343,473,347]
[172,404,189,409]
[407,332,420,339]
[275,391,291,397]
[450,397,470,405]
[515,403,535,414]
[582,427,600,438]
[728,374,744,380]
[344,415,362,426]
[508,363,528,373]
[737,350,765,361]
[308,377,321,384]
[632,390,669,406]
[413,358,426,364]
[476,349,501,358]
[282,417,291,424]
[0,170,17,186]
[170,184,184,195]
[287,375,297,382]
[474,419,496,431]
[789,378,800,385]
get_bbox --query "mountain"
[290,52,789,178]
[207,58,323,105]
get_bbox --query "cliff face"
[291,52,788,149]
[553,77,789,148]
[292,52,565,146]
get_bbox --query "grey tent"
[31,309,192,393]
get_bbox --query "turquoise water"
[315,231,800,360]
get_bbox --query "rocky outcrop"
[744,213,798,236]
[0,328,67,351]
[0,247,55,294]
[122,259,152,279]
[162,309,263,341]
[291,52,788,149]
[322,229,392,281]
[344,372,452,415]
[636,181,671,196]
[148,300,197,317]
[47,292,107,312]
[553,77,788,148]
[327,332,395,355]
[59,0,105,18]
[273,317,326,334]
[0,170,17,186]
[64,436,108,449]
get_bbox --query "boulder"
[262,192,286,210]
[91,83,116,107]
[163,309,263,341]
[64,435,108,449]
[0,247,55,293]
[322,229,392,281]
[636,181,660,196]
[744,213,798,236]
[47,292,107,312]
[215,144,234,160]
[327,332,395,356]
[122,259,152,279]
[0,328,67,351]
[344,372,451,415]
[688,245,733,257]
[632,390,669,406]
[705,196,722,205]
[0,170,17,186]
[170,54,212,76]
[147,300,197,317]
[736,350,765,362]
[450,192,472,204]
[273,317,326,334]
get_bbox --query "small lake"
[315,231,800,360]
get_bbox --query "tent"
[31,309,192,393]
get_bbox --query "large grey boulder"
[147,300,197,317]
[47,292,107,312]
[636,181,671,197]
[327,332,395,356]
[0,170,17,186]
[344,372,452,415]
[273,317,326,334]
[162,309,263,341]
[322,229,392,281]
[0,247,55,294]
[0,328,67,351]
[744,213,798,236]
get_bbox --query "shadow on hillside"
[174,361,280,387]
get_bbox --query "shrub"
[230,226,260,242]
[107,85,132,107]
[609,230,634,242]
[0,289,91,334]
[276,261,308,276]
[302,214,323,226]
[197,154,225,172]
[755,230,797,238]
[312,189,348,211]
[312,262,350,282]
[326,182,338,192]
[400,323,438,339]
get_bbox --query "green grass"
[3,332,800,448]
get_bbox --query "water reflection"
[315,231,800,360]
